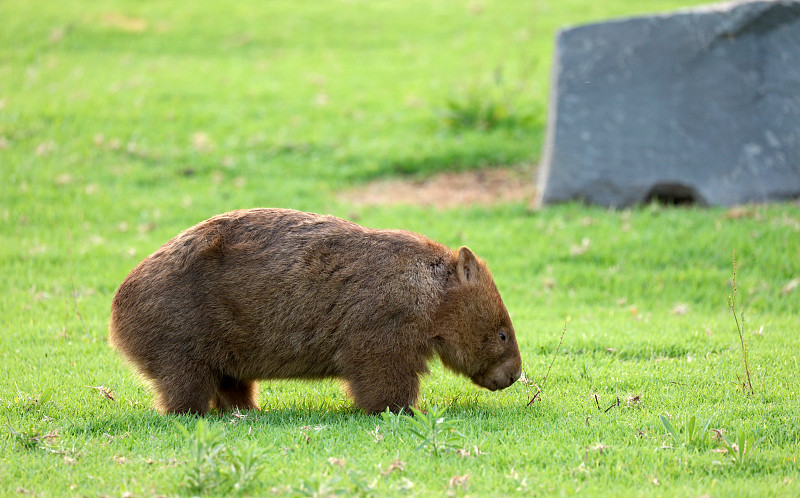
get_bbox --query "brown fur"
[109,208,522,415]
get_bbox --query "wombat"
[109,208,522,415]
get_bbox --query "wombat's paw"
[364,401,413,415]
[157,396,211,415]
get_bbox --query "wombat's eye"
[499,331,506,342]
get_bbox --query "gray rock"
[536,0,800,207]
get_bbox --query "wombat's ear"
[457,246,480,284]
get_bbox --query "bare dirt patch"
[341,165,536,209]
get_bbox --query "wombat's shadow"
[63,406,355,438]
[65,399,537,439]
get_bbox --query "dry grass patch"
[341,165,535,209]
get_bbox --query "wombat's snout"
[472,361,522,391]
[505,368,523,388]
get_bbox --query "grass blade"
[659,415,680,444]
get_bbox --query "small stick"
[604,396,620,413]
[30,433,60,442]
[527,321,567,405]
[593,394,601,411]
[526,385,542,405]
[86,385,116,401]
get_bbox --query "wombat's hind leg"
[346,372,420,415]
[213,375,259,412]
[153,373,215,415]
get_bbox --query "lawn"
[2,0,799,496]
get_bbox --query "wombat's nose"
[510,369,522,384]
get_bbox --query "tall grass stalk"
[728,250,754,395]
[527,321,567,405]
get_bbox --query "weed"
[219,441,270,494]
[179,420,226,494]
[379,407,403,433]
[11,386,54,414]
[437,69,539,133]
[401,405,465,456]
[176,420,267,495]
[659,414,713,450]
[728,250,754,394]
[718,426,764,466]
[7,425,44,451]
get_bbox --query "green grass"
[2,0,799,496]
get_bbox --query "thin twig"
[527,321,567,405]
[526,385,542,405]
[30,433,60,442]
[86,385,116,401]
[604,397,620,413]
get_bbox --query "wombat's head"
[432,247,522,392]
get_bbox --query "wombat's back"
[109,209,453,386]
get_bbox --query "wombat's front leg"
[345,370,420,415]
